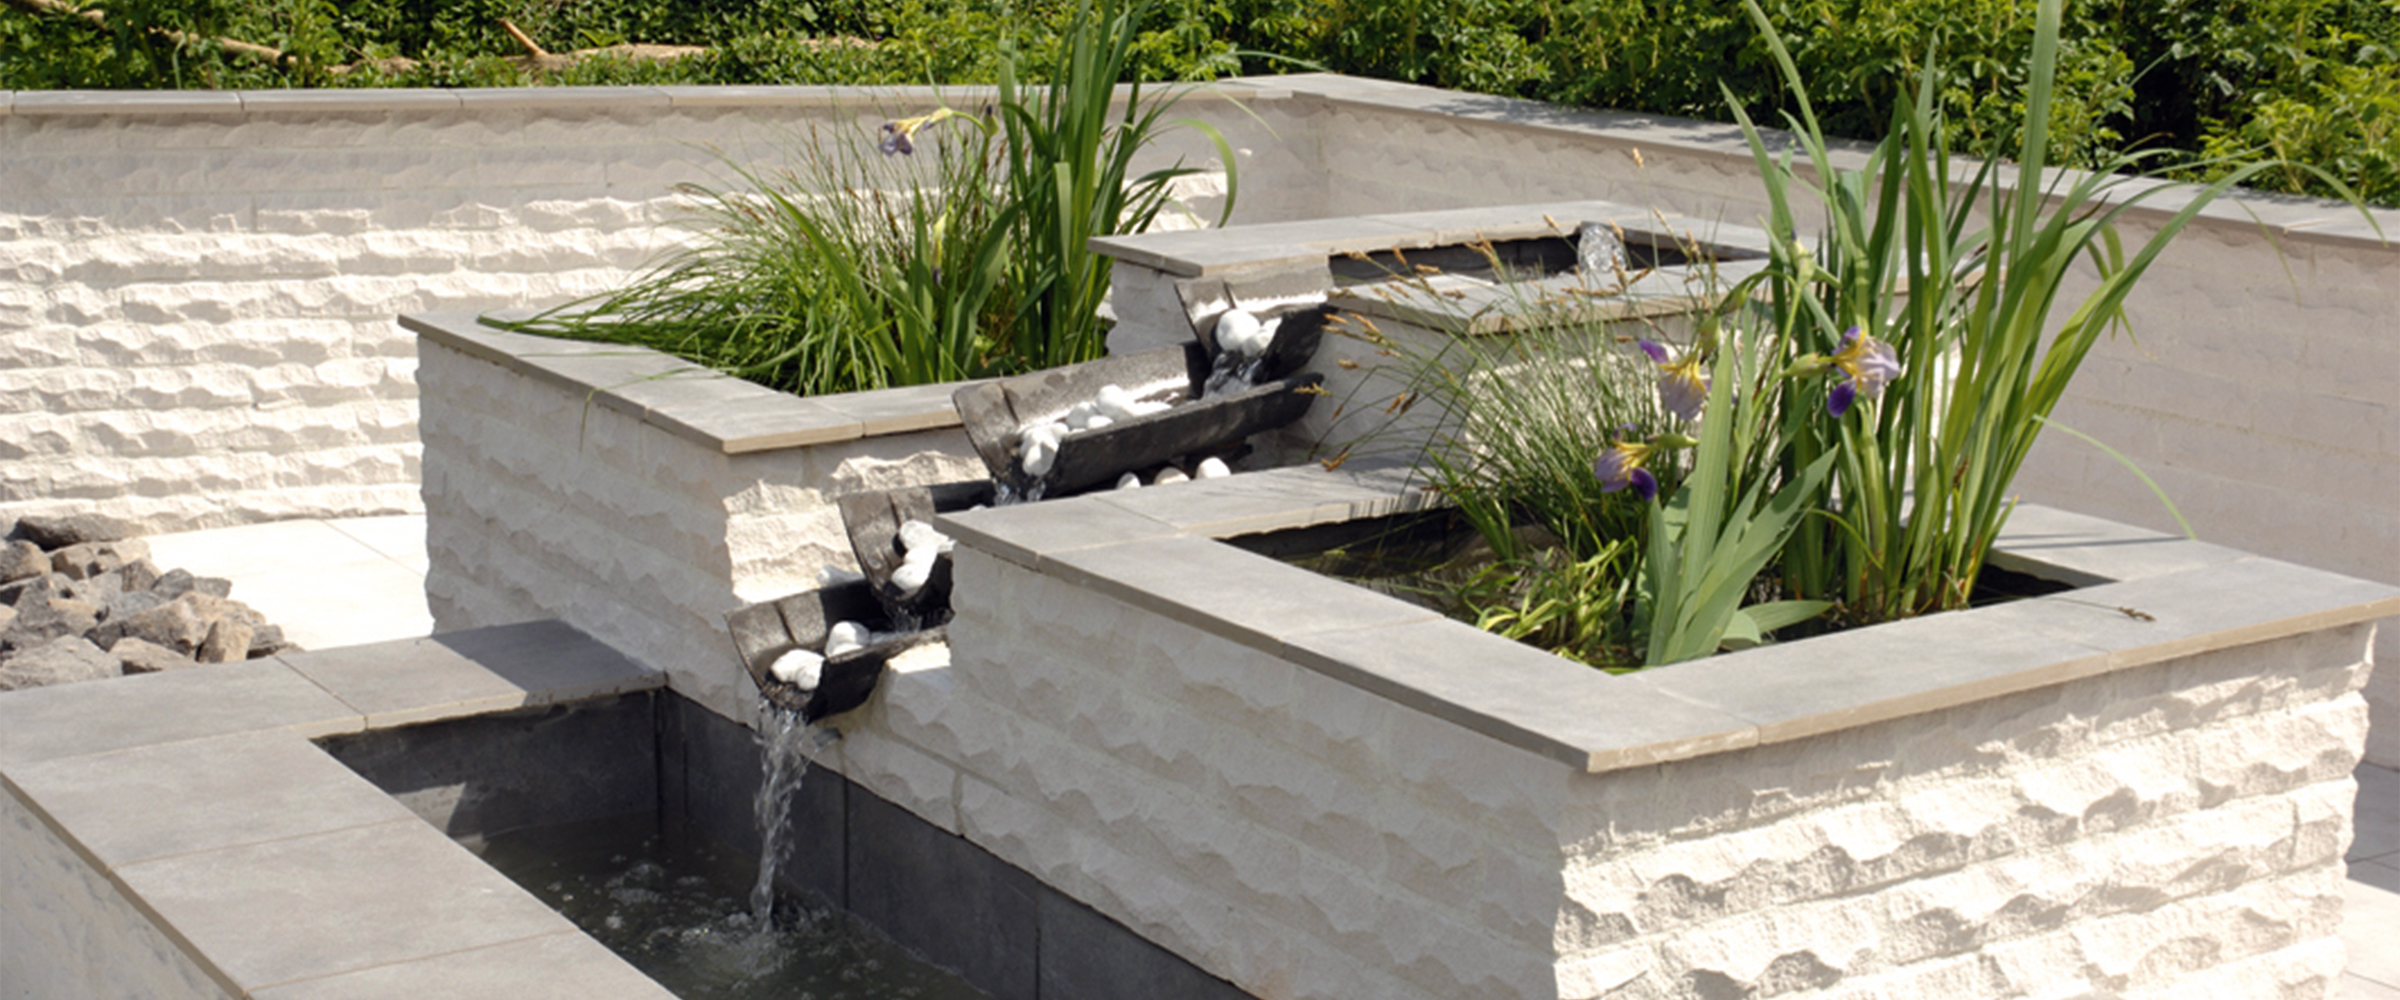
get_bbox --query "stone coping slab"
[403,311,967,454]
[8,73,2392,250]
[0,620,673,1000]
[938,463,2400,774]
[1092,199,1776,279]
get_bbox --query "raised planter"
[865,464,2396,1000]
[403,312,985,722]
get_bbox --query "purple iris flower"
[1593,439,1658,501]
[878,122,915,156]
[1638,339,1709,422]
[1826,326,1900,417]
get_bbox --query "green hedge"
[5,0,2394,205]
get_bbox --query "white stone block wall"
[824,547,2372,1000]
[415,334,983,722]
[0,83,1301,536]
[0,785,234,1000]
[1266,75,2400,765]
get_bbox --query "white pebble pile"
[769,648,824,690]
[1214,308,1281,358]
[890,519,955,599]
[1016,379,1180,477]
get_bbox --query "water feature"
[749,706,836,927]
[475,812,986,1000]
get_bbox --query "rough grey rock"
[113,597,212,656]
[65,566,125,604]
[13,513,138,549]
[1,595,102,653]
[180,592,266,628]
[95,589,168,630]
[151,568,234,600]
[117,556,160,593]
[247,623,290,657]
[0,604,14,634]
[196,618,254,664]
[109,636,195,675]
[50,542,124,581]
[0,636,120,690]
[2,571,70,608]
[0,540,46,584]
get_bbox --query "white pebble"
[1116,472,1142,490]
[825,621,870,658]
[1195,456,1232,479]
[816,565,865,587]
[1094,384,1141,421]
[1019,423,1061,476]
[891,552,935,597]
[1064,401,1098,429]
[1083,414,1114,431]
[1216,309,1263,356]
[897,519,952,556]
[1154,467,1189,485]
[769,649,824,690]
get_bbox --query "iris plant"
[1824,326,1899,417]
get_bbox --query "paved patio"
[133,514,2400,997]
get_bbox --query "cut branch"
[498,17,548,59]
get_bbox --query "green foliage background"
[5,0,2397,204]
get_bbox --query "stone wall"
[0,783,235,1000]
[13,73,2392,758]
[413,319,984,722]
[0,83,1297,536]
[1269,75,2400,765]
[823,543,2373,1000]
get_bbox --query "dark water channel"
[474,816,988,1000]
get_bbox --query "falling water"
[1203,352,1269,398]
[1576,221,1626,286]
[750,704,825,928]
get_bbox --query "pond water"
[474,816,988,1000]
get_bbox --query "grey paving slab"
[657,85,849,108]
[2344,858,2400,990]
[1093,463,1439,538]
[115,819,579,993]
[237,90,466,114]
[2282,213,2395,248]
[1998,558,2400,673]
[0,660,362,768]
[593,364,759,415]
[4,729,415,869]
[826,380,973,437]
[249,931,677,1000]
[1283,617,1759,771]
[279,620,659,729]
[12,90,244,115]
[453,86,672,110]
[936,497,1184,572]
[1093,217,1421,276]
[648,392,864,453]
[1631,605,2114,748]
[1988,503,2250,586]
[2345,973,2400,999]
[1037,534,1443,656]
[2355,765,2400,863]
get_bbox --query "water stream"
[471,703,984,999]
[749,705,824,927]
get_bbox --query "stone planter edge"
[935,460,2400,775]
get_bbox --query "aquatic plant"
[499,0,1234,396]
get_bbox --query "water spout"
[750,705,839,930]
